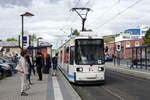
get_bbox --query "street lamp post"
[37,37,43,46]
[20,12,34,50]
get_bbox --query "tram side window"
[64,47,69,63]
[60,51,63,63]
[70,47,75,65]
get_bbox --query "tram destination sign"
[76,39,103,45]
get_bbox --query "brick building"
[105,39,144,59]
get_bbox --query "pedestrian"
[52,53,58,76]
[26,52,35,85]
[43,54,51,74]
[29,53,36,75]
[36,52,43,81]
[130,59,137,69]
[112,54,116,66]
[15,50,29,96]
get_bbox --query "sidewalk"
[105,62,150,80]
[0,70,81,100]
[46,69,81,100]
[0,73,48,100]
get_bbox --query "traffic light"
[116,44,121,51]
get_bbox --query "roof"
[0,41,18,47]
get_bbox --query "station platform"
[0,69,81,100]
[106,62,150,80]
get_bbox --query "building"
[0,41,21,57]
[105,25,149,59]
[115,25,149,43]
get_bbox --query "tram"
[57,34,105,84]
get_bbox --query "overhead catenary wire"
[59,0,82,33]
[65,0,81,22]
[69,0,93,31]
[88,0,120,27]
[60,0,93,35]
[92,0,142,31]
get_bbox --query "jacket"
[16,57,28,74]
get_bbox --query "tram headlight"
[76,67,83,72]
[98,67,104,71]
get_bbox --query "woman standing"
[16,50,29,96]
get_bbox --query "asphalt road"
[72,70,150,100]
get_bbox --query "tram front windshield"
[75,39,104,65]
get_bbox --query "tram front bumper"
[75,72,105,81]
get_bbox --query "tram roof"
[126,45,150,49]
[75,36,103,39]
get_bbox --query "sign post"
[116,42,121,65]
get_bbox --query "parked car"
[0,63,12,77]
[0,57,17,72]
[105,54,113,62]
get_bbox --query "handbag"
[15,58,23,73]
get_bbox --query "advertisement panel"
[124,29,141,35]
[126,41,130,47]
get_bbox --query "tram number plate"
[89,67,94,72]
[87,77,96,79]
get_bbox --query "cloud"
[0,0,150,48]
[0,0,32,7]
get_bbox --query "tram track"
[101,86,125,100]
[72,70,150,100]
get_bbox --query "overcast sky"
[0,0,149,48]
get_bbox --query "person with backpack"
[52,53,58,76]
[43,54,51,74]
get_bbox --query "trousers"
[19,73,29,92]
[37,67,42,80]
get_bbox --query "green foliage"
[103,35,115,43]
[30,34,37,41]
[143,29,150,45]
[0,40,2,42]
[0,73,6,80]
[72,29,80,36]
[84,28,93,32]
[7,38,17,41]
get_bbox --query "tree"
[7,38,17,41]
[103,35,115,43]
[84,28,93,32]
[71,29,80,36]
[143,29,150,45]
[30,33,37,41]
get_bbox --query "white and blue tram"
[57,36,105,84]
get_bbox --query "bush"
[0,73,7,80]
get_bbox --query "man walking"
[36,52,43,81]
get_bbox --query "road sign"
[23,36,27,43]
